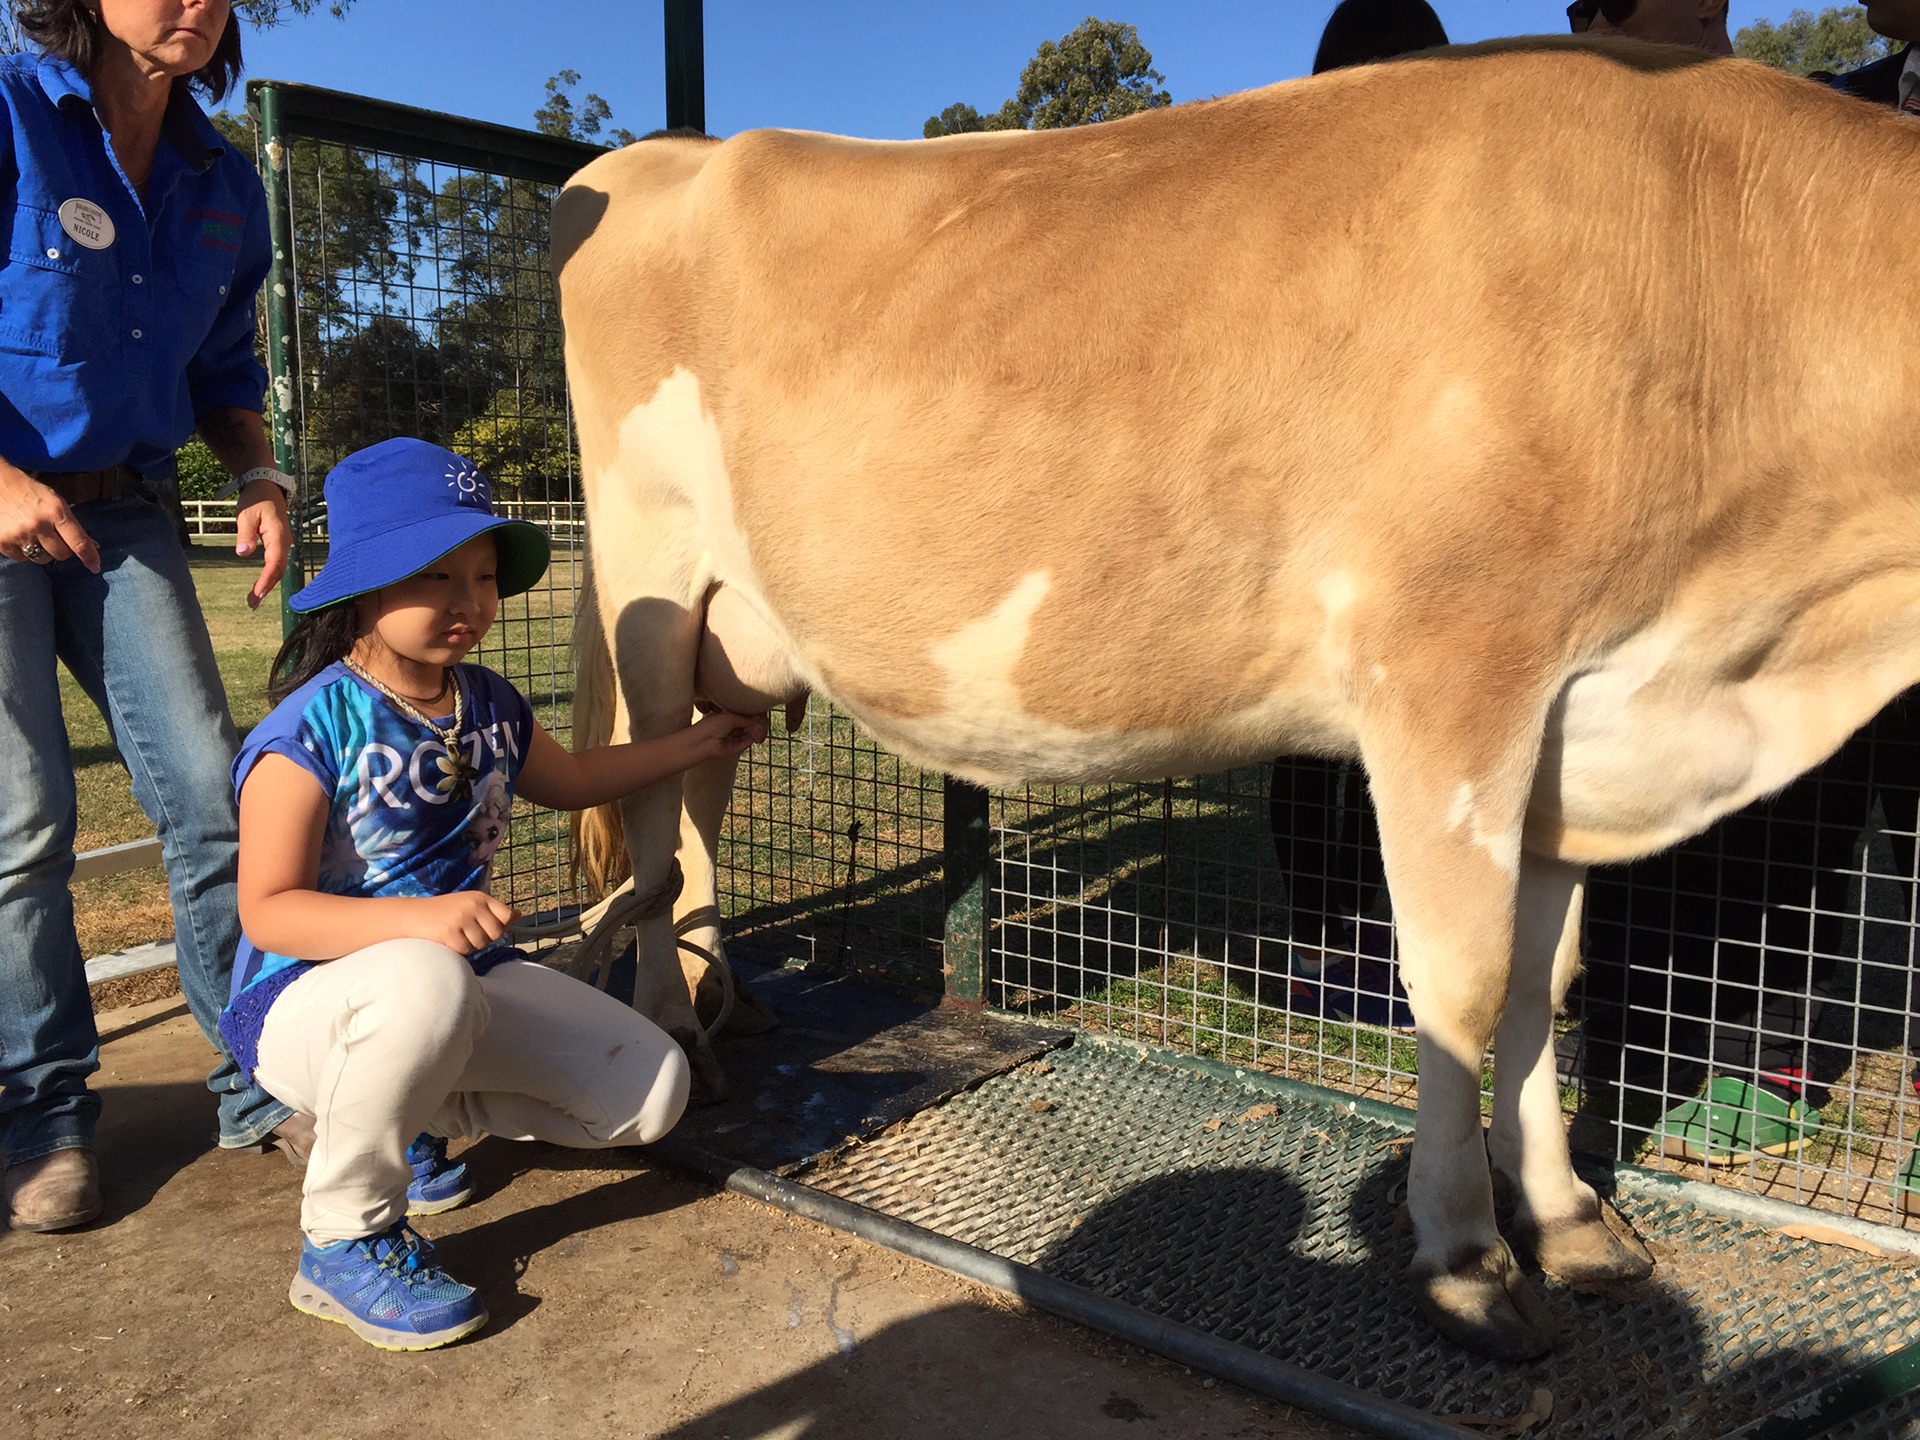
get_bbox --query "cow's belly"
[1528,623,1901,866]
[836,684,1353,788]
[798,566,1353,784]
[1531,672,1761,865]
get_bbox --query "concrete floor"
[0,993,1357,1440]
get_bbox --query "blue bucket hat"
[288,439,551,613]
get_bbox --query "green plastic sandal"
[1656,1076,1817,1165]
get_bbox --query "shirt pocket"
[169,212,241,338]
[0,203,114,359]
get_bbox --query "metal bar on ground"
[942,776,990,1009]
[646,1136,1481,1440]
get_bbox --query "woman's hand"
[196,408,289,609]
[411,891,521,954]
[234,478,291,609]
[0,458,99,571]
[689,708,770,762]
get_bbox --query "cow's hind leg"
[1489,855,1652,1284]
[1364,723,1556,1361]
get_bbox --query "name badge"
[57,197,114,250]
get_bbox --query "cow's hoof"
[1523,1198,1654,1285]
[701,968,778,1037]
[1411,1242,1558,1363]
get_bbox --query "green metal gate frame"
[245,78,996,1006]
[247,79,606,631]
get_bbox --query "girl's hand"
[413,891,521,953]
[691,709,769,761]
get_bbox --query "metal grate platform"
[798,1037,1920,1438]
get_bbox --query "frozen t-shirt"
[217,661,535,1080]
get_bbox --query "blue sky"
[237,2,1814,141]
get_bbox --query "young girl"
[219,438,766,1351]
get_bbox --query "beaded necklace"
[343,657,479,801]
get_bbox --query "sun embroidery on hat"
[446,458,489,509]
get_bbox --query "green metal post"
[664,0,706,134]
[253,83,304,639]
[942,777,990,1010]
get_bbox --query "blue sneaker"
[289,1222,487,1351]
[406,1134,473,1216]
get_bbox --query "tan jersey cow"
[552,36,1920,1361]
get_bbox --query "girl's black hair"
[268,601,359,704]
[18,0,245,102]
[1312,0,1449,75]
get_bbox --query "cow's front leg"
[609,596,731,1098]
[1489,854,1652,1285]
[1366,734,1556,1362]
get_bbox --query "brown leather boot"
[4,1147,101,1232]
[267,1112,315,1169]
[229,1112,315,1170]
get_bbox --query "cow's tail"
[570,556,634,896]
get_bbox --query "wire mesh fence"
[989,742,1920,1232]
[256,83,595,920]
[253,82,1920,1233]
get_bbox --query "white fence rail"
[182,497,586,544]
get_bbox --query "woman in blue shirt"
[0,0,300,1232]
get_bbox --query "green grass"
[66,546,286,956]
[1069,958,1421,1076]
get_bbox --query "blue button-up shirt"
[0,52,269,476]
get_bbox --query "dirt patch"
[87,966,181,1014]
[1,996,1353,1440]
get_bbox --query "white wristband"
[215,465,296,502]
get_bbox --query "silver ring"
[20,541,48,564]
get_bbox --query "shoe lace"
[374,1222,445,1284]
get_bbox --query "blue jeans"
[0,489,289,1162]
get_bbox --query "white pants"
[254,942,691,1244]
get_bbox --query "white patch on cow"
[1477,825,1522,878]
[930,571,1052,691]
[1444,780,1520,877]
[1318,570,1357,616]
[593,368,816,688]
[1317,570,1359,678]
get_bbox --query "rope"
[504,857,737,1045]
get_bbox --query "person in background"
[0,0,301,1234]
[1828,1,1917,110]
[1565,0,1733,54]
[1312,0,1448,71]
